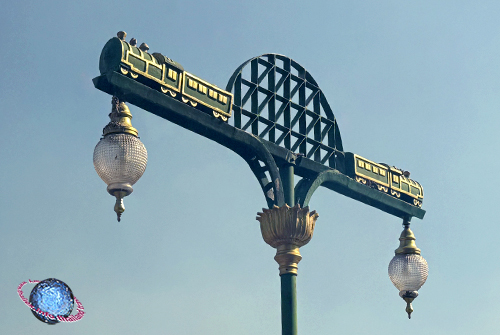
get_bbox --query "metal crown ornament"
[257,204,318,275]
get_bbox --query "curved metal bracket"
[295,170,339,208]
[236,135,285,209]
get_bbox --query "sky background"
[1,1,499,334]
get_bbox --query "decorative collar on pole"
[257,204,319,275]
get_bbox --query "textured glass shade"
[388,254,428,293]
[93,133,147,193]
[29,278,74,324]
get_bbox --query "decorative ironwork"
[226,54,344,170]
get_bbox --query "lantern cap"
[102,97,138,137]
[395,219,421,255]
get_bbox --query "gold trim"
[120,66,129,75]
[391,190,401,198]
[120,42,182,93]
[160,86,177,97]
[182,97,198,107]
[356,176,367,184]
[377,185,388,192]
[353,154,390,187]
[353,154,423,202]
[130,72,138,79]
[182,72,233,117]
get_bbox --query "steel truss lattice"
[226,54,344,170]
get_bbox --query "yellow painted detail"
[168,69,177,81]
[188,79,198,90]
[218,95,228,104]
[393,175,399,183]
[358,160,364,168]
[198,84,207,94]
[380,170,386,176]
[372,166,379,174]
[209,89,218,100]
[365,163,371,170]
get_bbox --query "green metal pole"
[281,273,298,335]
[280,164,295,207]
[279,163,297,335]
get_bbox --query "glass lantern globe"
[388,223,428,318]
[93,133,147,195]
[94,97,147,221]
[389,253,428,294]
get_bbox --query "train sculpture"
[98,32,423,208]
[99,32,233,121]
[345,152,423,207]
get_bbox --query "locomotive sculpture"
[345,152,423,207]
[98,32,233,121]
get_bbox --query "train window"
[218,95,227,104]
[380,169,386,176]
[365,163,371,170]
[209,89,218,100]
[401,183,410,192]
[198,85,207,94]
[357,160,364,168]
[372,166,379,174]
[168,69,177,81]
[410,186,420,196]
[393,175,399,183]
[188,79,198,90]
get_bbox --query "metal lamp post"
[92,32,429,334]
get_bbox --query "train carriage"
[99,36,233,121]
[182,72,232,121]
[345,152,424,207]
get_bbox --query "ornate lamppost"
[92,31,429,334]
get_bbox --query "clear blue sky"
[1,1,499,334]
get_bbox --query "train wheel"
[213,111,220,118]
[182,97,197,107]
[220,115,228,122]
[161,86,168,94]
[130,72,138,79]
[356,176,366,185]
[120,67,129,75]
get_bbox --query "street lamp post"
[92,32,429,334]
